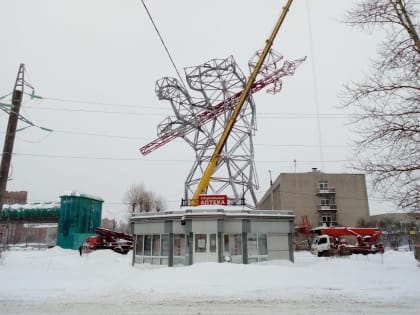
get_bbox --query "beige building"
[258,168,370,228]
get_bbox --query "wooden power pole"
[0,64,25,214]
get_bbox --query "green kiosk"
[57,192,103,250]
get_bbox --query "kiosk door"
[193,233,217,263]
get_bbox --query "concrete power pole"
[0,64,25,214]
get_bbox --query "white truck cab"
[311,235,331,257]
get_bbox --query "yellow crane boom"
[190,0,294,206]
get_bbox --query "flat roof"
[131,207,294,221]
[60,191,104,202]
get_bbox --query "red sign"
[198,194,227,206]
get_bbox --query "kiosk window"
[210,234,216,253]
[195,234,207,253]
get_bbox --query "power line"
[257,115,349,119]
[30,95,169,111]
[257,159,350,164]
[140,0,187,90]
[21,94,354,119]
[23,105,166,117]
[53,129,150,140]
[19,92,353,119]
[255,143,347,148]
[20,104,352,119]
[9,152,193,162]
[7,152,355,164]
[0,128,351,147]
[306,0,325,170]
[0,128,158,141]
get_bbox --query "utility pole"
[269,170,274,210]
[0,64,25,214]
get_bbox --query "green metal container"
[57,192,103,250]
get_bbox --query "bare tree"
[123,183,166,214]
[101,217,116,230]
[342,0,420,210]
[154,196,165,212]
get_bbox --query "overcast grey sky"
[1,0,393,221]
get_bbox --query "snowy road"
[1,247,419,314]
[2,295,419,315]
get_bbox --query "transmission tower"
[141,49,305,207]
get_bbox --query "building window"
[174,234,185,256]
[144,235,152,256]
[319,181,328,190]
[223,234,230,255]
[247,233,258,256]
[247,233,268,257]
[161,234,169,256]
[230,234,242,255]
[136,235,144,256]
[152,235,161,256]
[223,234,242,256]
[209,234,217,253]
[322,215,334,227]
[320,198,330,205]
[322,215,332,223]
[258,234,268,255]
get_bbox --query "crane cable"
[306,0,325,170]
[140,0,187,90]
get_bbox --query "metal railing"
[317,187,336,194]
[317,204,337,211]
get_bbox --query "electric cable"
[140,0,187,90]
[306,0,325,170]
[0,128,349,146]
[28,95,168,111]
[22,103,353,119]
[23,105,166,116]
[8,152,356,164]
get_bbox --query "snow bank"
[1,247,419,305]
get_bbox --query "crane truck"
[81,227,133,255]
[310,227,384,257]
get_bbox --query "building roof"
[131,207,294,222]
[60,191,104,202]
[2,201,60,211]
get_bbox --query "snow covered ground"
[1,247,419,314]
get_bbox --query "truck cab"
[311,235,331,257]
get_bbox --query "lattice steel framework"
[142,49,305,207]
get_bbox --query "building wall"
[258,171,370,228]
[4,191,28,205]
[267,233,290,260]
